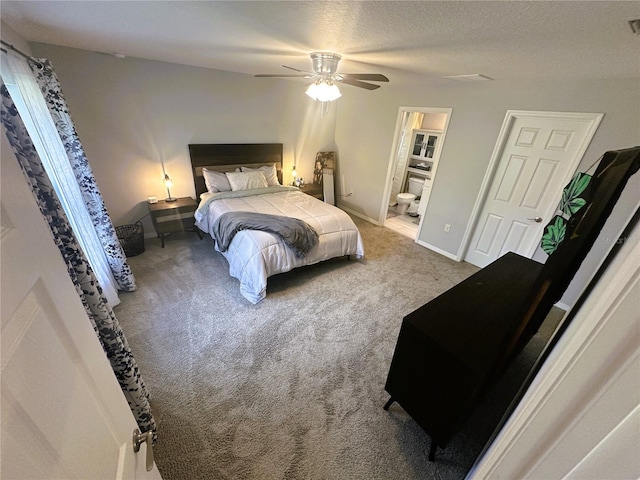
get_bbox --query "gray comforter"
[212,211,319,258]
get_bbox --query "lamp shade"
[163,173,176,202]
[305,81,342,102]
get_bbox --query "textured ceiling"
[2,1,639,86]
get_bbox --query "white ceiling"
[2,1,639,86]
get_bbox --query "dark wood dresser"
[384,252,543,459]
[384,146,640,461]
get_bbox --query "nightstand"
[298,183,323,200]
[148,197,202,247]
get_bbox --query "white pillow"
[225,171,269,191]
[202,168,231,193]
[241,164,280,186]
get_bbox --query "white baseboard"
[417,240,460,261]
[338,204,381,226]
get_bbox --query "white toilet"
[396,193,416,214]
[396,176,425,214]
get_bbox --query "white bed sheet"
[195,186,365,303]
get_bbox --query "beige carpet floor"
[115,217,562,480]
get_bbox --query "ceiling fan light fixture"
[256,51,386,99]
[310,52,341,75]
[305,80,342,102]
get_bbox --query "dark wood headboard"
[188,143,284,198]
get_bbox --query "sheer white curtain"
[2,52,120,307]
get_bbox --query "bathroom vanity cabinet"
[410,129,440,164]
[401,129,442,214]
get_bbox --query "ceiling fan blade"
[340,73,389,82]
[282,65,315,75]
[254,74,311,78]
[338,77,382,90]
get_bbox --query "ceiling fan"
[255,52,389,100]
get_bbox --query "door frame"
[379,106,453,228]
[469,216,640,479]
[460,110,603,262]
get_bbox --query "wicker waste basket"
[115,221,145,257]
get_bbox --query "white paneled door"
[1,140,162,479]
[465,111,602,268]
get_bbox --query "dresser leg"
[428,440,437,461]
[383,397,395,410]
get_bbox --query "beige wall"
[335,77,639,244]
[333,77,639,306]
[16,40,640,308]
[1,21,32,54]
[27,43,339,235]
[421,113,447,131]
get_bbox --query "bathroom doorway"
[380,106,452,240]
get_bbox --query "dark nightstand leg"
[160,235,165,248]
[383,397,395,410]
[195,227,203,240]
[428,440,437,461]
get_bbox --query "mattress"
[195,186,365,303]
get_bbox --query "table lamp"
[163,173,176,202]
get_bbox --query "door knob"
[528,216,543,223]
[133,429,154,472]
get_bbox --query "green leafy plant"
[541,215,566,255]
[558,172,591,217]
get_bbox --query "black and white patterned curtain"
[1,83,156,437]
[29,58,136,292]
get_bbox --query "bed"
[189,143,365,303]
